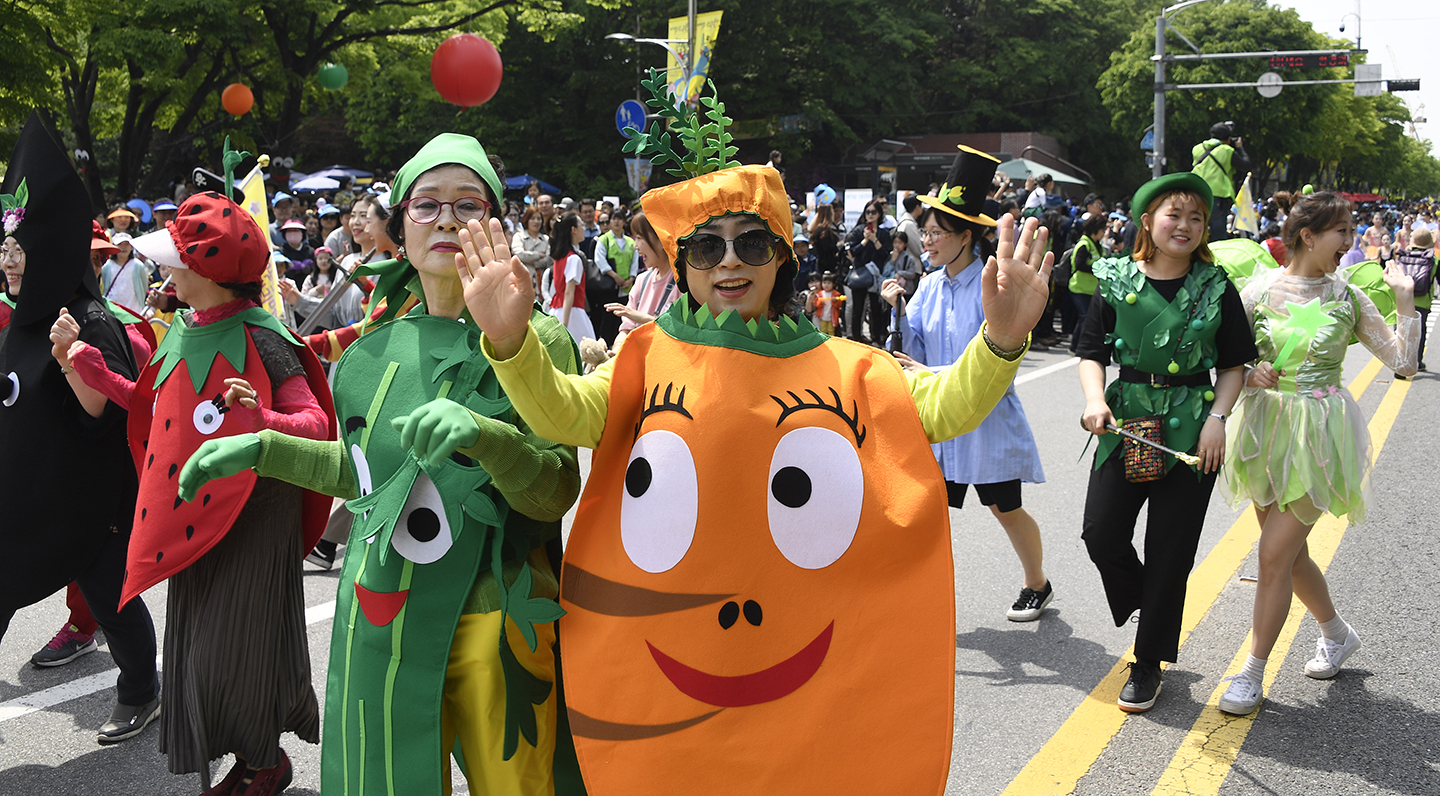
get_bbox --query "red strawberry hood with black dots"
[118,190,335,607]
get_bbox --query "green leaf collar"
[655,293,828,358]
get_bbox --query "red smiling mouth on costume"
[646,621,834,708]
[355,582,408,626]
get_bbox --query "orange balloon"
[558,325,956,794]
[221,83,254,116]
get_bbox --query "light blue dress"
[902,263,1045,486]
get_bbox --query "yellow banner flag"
[1233,173,1260,236]
[236,165,287,321]
[666,11,723,105]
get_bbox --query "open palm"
[457,217,537,358]
[982,215,1054,350]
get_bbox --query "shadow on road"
[954,617,1121,691]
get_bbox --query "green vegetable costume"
[1091,253,1227,475]
[180,133,587,795]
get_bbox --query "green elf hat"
[918,145,1001,227]
[354,133,505,325]
[1130,171,1213,219]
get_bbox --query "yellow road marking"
[1151,374,1411,795]
[1002,359,1387,796]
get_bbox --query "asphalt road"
[1,327,1435,795]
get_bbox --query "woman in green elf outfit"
[179,133,585,796]
[1076,171,1257,715]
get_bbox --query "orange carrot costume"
[482,70,1030,795]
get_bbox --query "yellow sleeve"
[481,324,613,449]
[907,322,1026,444]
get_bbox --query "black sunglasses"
[680,229,781,269]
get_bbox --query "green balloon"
[318,63,349,90]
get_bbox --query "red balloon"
[431,34,503,108]
[221,83,254,116]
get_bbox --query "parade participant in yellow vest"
[454,70,1054,796]
[1191,121,1250,242]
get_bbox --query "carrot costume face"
[559,303,956,794]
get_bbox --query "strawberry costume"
[71,153,337,792]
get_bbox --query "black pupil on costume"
[202,411,214,424]
[408,508,440,543]
[771,466,811,508]
[625,457,652,498]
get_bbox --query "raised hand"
[981,215,1054,351]
[456,217,536,359]
[222,377,259,410]
[50,308,81,366]
[1382,259,1415,301]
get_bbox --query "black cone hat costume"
[0,110,141,612]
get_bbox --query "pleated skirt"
[160,478,320,775]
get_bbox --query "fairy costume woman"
[1215,191,1419,717]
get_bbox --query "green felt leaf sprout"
[622,67,739,179]
[221,136,250,200]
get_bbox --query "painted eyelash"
[634,382,693,440]
[771,388,867,448]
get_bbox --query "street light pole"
[1153,0,1219,179]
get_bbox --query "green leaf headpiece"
[622,68,739,179]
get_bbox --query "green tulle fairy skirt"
[1222,385,1372,526]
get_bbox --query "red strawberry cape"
[121,307,335,607]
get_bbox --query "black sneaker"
[1118,660,1163,713]
[97,696,161,744]
[305,540,337,570]
[1006,581,1053,622]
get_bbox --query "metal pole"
[1154,15,1166,179]
[687,0,697,88]
[635,14,642,103]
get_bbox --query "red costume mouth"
[355,581,408,626]
[646,621,834,708]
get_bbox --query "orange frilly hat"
[641,164,795,267]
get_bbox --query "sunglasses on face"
[401,196,492,225]
[680,229,781,269]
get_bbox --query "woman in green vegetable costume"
[180,133,584,796]
[1076,171,1257,715]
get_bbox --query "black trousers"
[1081,455,1218,663]
[849,290,887,343]
[1210,196,1233,242]
[0,528,158,706]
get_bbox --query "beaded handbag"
[1122,416,1167,483]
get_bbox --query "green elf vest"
[1067,234,1101,297]
[1092,255,1228,477]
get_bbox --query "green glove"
[390,398,481,469]
[178,433,263,502]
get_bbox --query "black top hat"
[1,111,101,327]
[918,145,1000,227]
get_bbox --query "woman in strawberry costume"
[58,145,336,795]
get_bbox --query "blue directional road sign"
[1140,129,1155,151]
[617,100,647,138]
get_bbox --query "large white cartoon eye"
[620,430,698,573]
[3,372,19,407]
[192,395,227,435]
[766,426,864,569]
[391,471,453,564]
[351,443,374,521]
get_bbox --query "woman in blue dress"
[883,147,1051,622]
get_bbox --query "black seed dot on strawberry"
[141,508,147,520]
[168,463,178,479]
[222,207,232,217]
[147,453,154,468]
[165,419,171,430]
[203,494,211,507]
[205,246,220,257]
[241,232,249,241]
[142,439,148,449]
[185,525,194,540]
[156,551,164,562]
[174,496,184,510]
[196,221,207,233]
[189,204,203,215]
[187,244,198,254]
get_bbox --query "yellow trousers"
[440,592,558,794]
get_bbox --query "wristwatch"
[1208,412,1226,423]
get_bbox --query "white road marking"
[1014,355,1079,385]
[0,600,337,724]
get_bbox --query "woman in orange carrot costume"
[456,73,1054,795]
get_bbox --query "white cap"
[130,228,187,270]
[110,231,134,245]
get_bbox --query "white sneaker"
[1217,672,1263,715]
[1304,626,1361,679]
